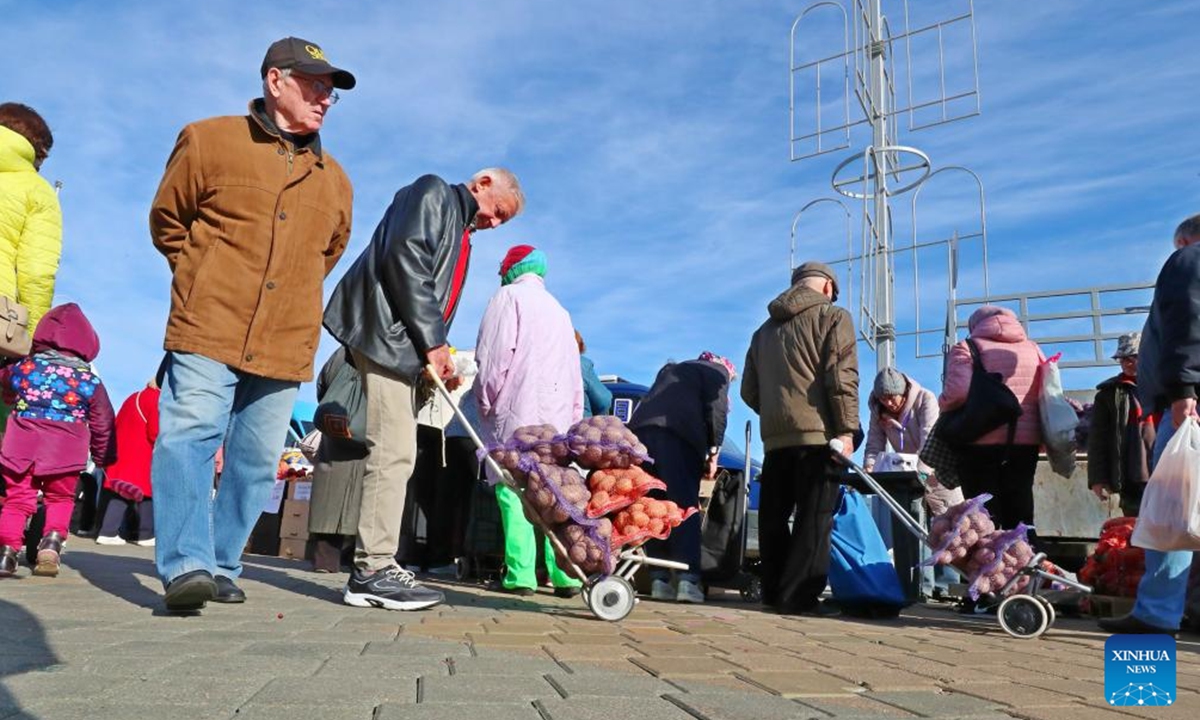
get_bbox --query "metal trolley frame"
[428,367,687,622]
[828,440,1092,638]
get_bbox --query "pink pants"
[0,468,78,549]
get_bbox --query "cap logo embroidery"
[304,44,326,61]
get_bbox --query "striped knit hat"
[499,244,547,286]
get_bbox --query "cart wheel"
[455,556,471,582]
[740,575,763,604]
[1033,595,1057,629]
[997,595,1050,639]
[587,576,637,622]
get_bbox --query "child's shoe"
[33,532,65,577]
[1,545,18,577]
[95,535,126,546]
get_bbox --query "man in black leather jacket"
[323,168,523,611]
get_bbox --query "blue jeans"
[1131,414,1194,630]
[152,352,298,586]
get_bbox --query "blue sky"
[4,0,1197,458]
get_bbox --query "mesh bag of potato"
[585,466,666,518]
[963,523,1034,599]
[566,415,652,470]
[921,494,995,570]
[482,424,572,483]
[551,517,617,576]
[610,497,699,548]
[523,462,591,526]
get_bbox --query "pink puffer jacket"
[939,307,1045,446]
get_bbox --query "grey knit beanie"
[873,367,907,397]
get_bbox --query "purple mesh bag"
[565,415,653,470]
[920,493,995,568]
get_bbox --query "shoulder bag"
[937,338,1023,446]
[0,296,32,358]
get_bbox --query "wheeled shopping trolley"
[828,440,1092,639]
[427,368,688,622]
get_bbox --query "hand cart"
[827,439,1092,639]
[427,366,689,622]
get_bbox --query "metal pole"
[868,0,895,369]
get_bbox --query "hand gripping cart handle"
[425,366,688,621]
[827,439,1092,639]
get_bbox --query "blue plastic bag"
[828,486,907,617]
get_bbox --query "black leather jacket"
[323,175,478,381]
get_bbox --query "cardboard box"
[279,499,310,540]
[278,537,309,561]
[289,480,313,501]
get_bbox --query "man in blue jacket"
[1101,214,1200,636]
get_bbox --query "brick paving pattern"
[0,543,1196,719]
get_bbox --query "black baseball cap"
[261,37,356,90]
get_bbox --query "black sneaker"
[33,532,65,577]
[1,545,18,577]
[344,565,444,611]
[164,570,218,613]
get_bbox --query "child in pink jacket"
[0,303,116,577]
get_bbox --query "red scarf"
[443,228,472,324]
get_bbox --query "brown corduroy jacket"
[149,100,352,382]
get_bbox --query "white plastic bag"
[1039,353,1079,478]
[1131,417,1200,551]
[874,452,920,473]
[299,428,323,464]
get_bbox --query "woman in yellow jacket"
[0,102,63,332]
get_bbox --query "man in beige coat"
[742,261,858,616]
[148,37,354,612]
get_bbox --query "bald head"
[1174,214,1200,249]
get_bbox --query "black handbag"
[919,415,963,489]
[937,338,1022,446]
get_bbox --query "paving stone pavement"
[0,542,1197,719]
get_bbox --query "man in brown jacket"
[742,261,859,616]
[148,37,354,613]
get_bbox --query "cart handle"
[424,365,513,490]
[828,439,929,541]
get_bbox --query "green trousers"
[495,485,581,590]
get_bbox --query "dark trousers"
[758,446,841,612]
[956,444,1039,545]
[636,427,704,581]
[311,533,354,573]
[431,436,479,563]
[97,489,155,541]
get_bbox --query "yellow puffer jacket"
[0,124,62,330]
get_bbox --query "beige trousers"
[352,351,419,573]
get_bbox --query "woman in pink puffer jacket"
[939,305,1045,539]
